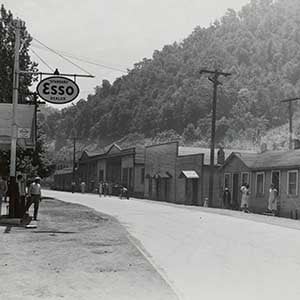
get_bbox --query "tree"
[0,4,38,103]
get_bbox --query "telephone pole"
[281,97,300,150]
[9,19,22,217]
[200,69,231,207]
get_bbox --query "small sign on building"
[17,127,31,139]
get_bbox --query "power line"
[32,37,94,76]
[29,48,54,72]
[31,43,127,73]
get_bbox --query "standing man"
[80,181,86,193]
[71,181,76,194]
[0,176,8,216]
[25,177,42,221]
[98,181,103,197]
[222,187,231,209]
[17,174,27,217]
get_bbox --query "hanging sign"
[36,76,80,104]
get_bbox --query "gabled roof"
[106,143,122,154]
[225,150,300,170]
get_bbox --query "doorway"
[232,173,240,209]
[271,171,280,192]
[192,179,198,205]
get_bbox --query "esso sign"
[36,76,80,104]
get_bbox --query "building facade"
[76,144,145,196]
[220,150,300,218]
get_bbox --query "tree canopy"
[0,4,38,103]
[42,0,300,151]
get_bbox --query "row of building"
[53,141,300,218]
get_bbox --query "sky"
[2,0,250,106]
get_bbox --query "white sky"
[2,0,250,105]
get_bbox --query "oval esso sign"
[36,76,80,104]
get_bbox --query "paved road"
[44,190,300,300]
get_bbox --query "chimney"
[294,139,300,150]
[260,143,268,153]
[217,147,225,165]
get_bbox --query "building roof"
[178,147,255,165]
[79,143,145,164]
[233,150,300,170]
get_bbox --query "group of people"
[98,181,129,199]
[222,183,278,214]
[0,175,42,221]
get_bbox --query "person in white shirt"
[25,177,42,221]
[0,176,8,216]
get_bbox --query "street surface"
[0,198,177,300]
[44,190,300,300]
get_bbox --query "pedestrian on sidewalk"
[25,177,42,221]
[222,187,231,209]
[103,182,108,196]
[0,176,8,216]
[98,181,103,197]
[240,183,250,213]
[268,184,278,215]
[71,181,76,193]
[80,181,86,193]
[17,174,27,217]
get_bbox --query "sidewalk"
[0,197,179,300]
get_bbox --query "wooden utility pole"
[9,19,22,217]
[200,69,231,207]
[72,136,76,193]
[281,97,300,150]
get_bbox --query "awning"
[153,172,172,179]
[179,170,199,179]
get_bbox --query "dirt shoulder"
[0,198,178,300]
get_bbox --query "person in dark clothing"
[222,187,231,209]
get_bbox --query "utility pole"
[281,97,300,150]
[9,19,22,217]
[200,69,231,207]
[72,136,76,193]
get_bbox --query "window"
[141,168,145,184]
[287,170,298,196]
[224,173,231,189]
[256,172,265,195]
[241,172,250,185]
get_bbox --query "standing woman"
[240,183,250,213]
[268,184,278,215]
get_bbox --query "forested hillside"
[41,0,300,152]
